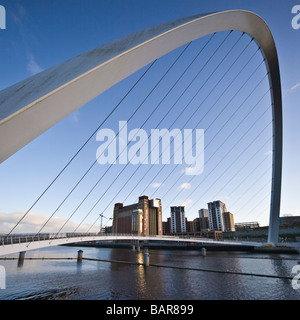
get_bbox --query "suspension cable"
[149,62,268,205]
[97,35,263,231]
[164,119,272,211]
[85,32,251,232]
[6,59,157,237]
[72,33,219,233]
[34,41,193,240]
[210,137,273,201]
[77,31,241,232]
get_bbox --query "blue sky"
[0,0,299,233]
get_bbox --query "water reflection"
[134,253,148,299]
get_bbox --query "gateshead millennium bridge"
[0,10,282,256]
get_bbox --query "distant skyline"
[0,0,299,234]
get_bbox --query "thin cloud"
[70,110,80,124]
[0,210,98,234]
[291,82,300,91]
[27,54,44,75]
[179,182,191,190]
[11,4,44,76]
[265,150,273,156]
[150,182,162,188]
[10,4,26,30]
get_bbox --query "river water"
[0,245,300,300]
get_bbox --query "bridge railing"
[0,233,96,246]
[0,232,215,247]
[0,232,137,247]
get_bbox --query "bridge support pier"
[143,248,150,266]
[77,250,83,263]
[136,243,140,252]
[18,251,26,267]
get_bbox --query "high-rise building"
[198,208,210,231]
[170,206,186,233]
[113,196,162,236]
[208,201,235,232]
[208,200,227,232]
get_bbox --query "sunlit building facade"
[113,196,162,236]
[208,200,235,232]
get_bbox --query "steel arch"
[0,10,282,244]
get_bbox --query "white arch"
[0,10,282,244]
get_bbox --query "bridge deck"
[0,233,263,256]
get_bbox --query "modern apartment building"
[170,206,186,233]
[208,200,235,232]
[208,200,227,231]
